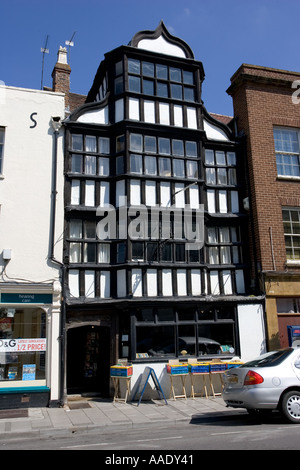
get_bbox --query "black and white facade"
[63,23,265,397]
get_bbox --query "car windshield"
[241,348,294,368]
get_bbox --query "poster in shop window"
[22,364,36,381]
[0,338,46,353]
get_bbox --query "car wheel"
[281,391,300,424]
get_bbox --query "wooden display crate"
[110,365,133,377]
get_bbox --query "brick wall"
[52,63,71,110]
[228,64,300,273]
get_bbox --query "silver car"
[222,348,300,423]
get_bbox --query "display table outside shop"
[208,360,227,397]
[188,360,211,399]
[110,364,133,404]
[167,361,188,400]
[168,359,244,399]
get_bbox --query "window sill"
[286,260,300,266]
[277,175,300,182]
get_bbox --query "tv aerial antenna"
[40,35,50,90]
[65,31,76,67]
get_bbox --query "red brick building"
[228,64,300,349]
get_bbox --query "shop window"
[0,308,46,383]
[277,298,300,314]
[136,325,175,358]
[133,307,237,359]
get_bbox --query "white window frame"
[274,127,300,179]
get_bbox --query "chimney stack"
[52,46,71,112]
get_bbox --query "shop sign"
[0,338,46,353]
[0,293,53,304]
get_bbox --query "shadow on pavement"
[190,410,287,427]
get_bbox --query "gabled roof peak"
[129,21,194,59]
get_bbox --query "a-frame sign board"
[131,367,168,406]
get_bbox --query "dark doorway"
[67,325,110,396]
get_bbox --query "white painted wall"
[237,303,267,362]
[0,85,65,403]
[0,86,64,281]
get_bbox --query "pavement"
[0,395,246,440]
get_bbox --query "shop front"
[115,299,266,399]
[0,284,62,409]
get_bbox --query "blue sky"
[1,0,299,116]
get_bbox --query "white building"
[0,84,64,408]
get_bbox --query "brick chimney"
[52,46,71,112]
